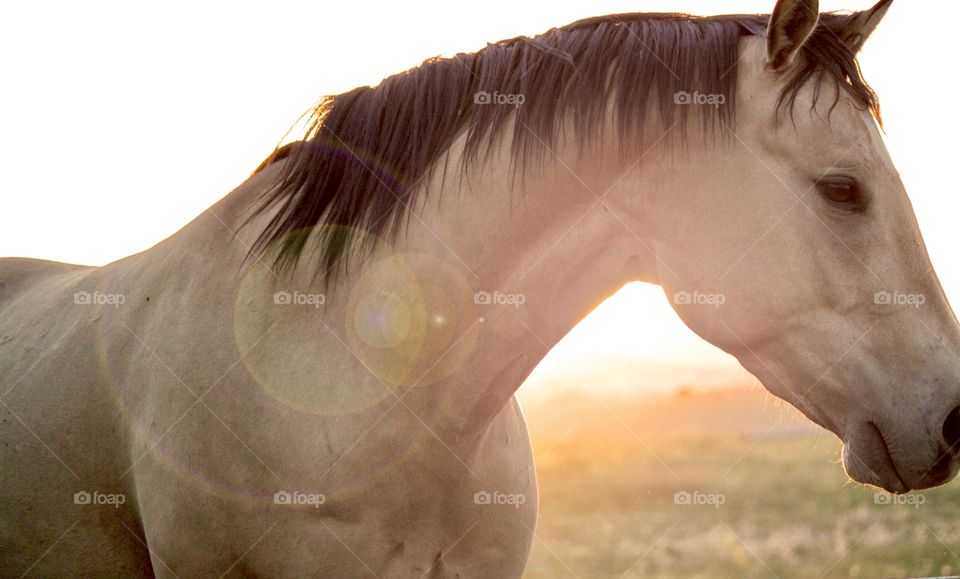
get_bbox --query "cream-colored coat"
[3,1,956,576]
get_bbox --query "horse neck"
[213,125,675,440]
[399,129,666,439]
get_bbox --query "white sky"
[1,1,956,381]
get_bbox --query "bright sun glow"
[526,282,754,395]
[2,0,958,395]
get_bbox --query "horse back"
[0,257,91,311]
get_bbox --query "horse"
[3,0,956,575]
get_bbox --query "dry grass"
[518,386,960,578]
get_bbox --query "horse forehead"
[740,77,883,163]
[732,37,879,144]
[797,99,884,164]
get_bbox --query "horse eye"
[816,176,866,212]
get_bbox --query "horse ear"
[766,0,820,72]
[838,0,893,53]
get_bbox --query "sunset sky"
[2,0,956,393]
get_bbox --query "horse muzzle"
[842,417,960,493]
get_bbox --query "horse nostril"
[942,405,960,452]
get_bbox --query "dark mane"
[247,11,879,280]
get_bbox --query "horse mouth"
[843,420,960,493]
[842,422,909,493]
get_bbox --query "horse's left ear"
[839,0,893,53]
[766,0,820,72]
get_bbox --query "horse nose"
[918,404,960,488]
[902,403,960,489]
[942,404,960,452]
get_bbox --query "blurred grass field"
[517,386,960,578]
